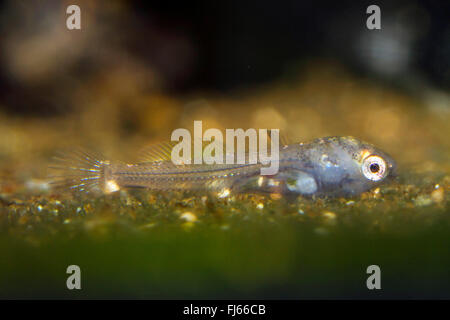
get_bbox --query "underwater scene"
[0,0,449,299]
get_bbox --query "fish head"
[339,136,397,195]
[309,136,397,197]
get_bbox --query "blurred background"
[0,0,449,299]
[0,0,448,169]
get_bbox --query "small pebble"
[180,212,198,222]
[322,211,336,219]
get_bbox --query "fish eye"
[362,155,387,181]
[370,163,380,173]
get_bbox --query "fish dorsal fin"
[138,141,178,163]
[138,135,225,164]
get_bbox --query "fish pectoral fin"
[283,170,318,195]
[231,169,318,195]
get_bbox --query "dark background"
[0,0,448,115]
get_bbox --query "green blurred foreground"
[0,175,448,298]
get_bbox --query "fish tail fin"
[48,149,115,194]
